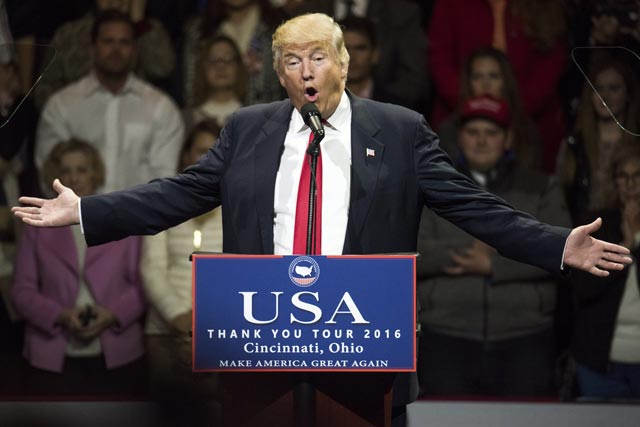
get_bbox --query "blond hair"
[272,13,349,75]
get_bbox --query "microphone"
[301,103,325,140]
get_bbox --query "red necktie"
[293,131,322,255]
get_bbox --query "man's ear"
[341,62,349,80]
[372,48,380,65]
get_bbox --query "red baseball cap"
[460,95,511,128]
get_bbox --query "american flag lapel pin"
[366,148,375,157]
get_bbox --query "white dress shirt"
[36,72,184,193]
[273,92,352,255]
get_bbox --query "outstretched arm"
[12,179,79,227]
[564,217,632,277]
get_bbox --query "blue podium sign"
[192,254,416,372]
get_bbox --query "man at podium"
[12,12,631,427]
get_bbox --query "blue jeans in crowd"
[576,362,640,399]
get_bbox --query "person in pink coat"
[11,139,146,395]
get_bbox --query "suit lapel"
[254,101,293,254]
[344,95,384,253]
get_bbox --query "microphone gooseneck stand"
[294,130,324,427]
[305,135,323,254]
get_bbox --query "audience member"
[2,0,39,95]
[35,9,184,194]
[0,59,38,367]
[428,0,568,172]
[11,139,146,396]
[557,54,640,224]
[0,58,40,197]
[417,96,571,397]
[34,0,176,110]
[292,0,428,111]
[437,47,541,171]
[563,0,640,127]
[183,35,246,131]
[0,52,29,397]
[142,119,222,426]
[182,0,285,107]
[339,16,378,101]
[570,142,640,399]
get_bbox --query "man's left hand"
[564,217,633,277]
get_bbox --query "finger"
[52,178,68,194]
[11,206,41,215]
[16,197,45,207]
[589,266,610,278]
[602,241,631,256]
[443,265,463,275]
[602,251,633,264]
[20,217,47,227]
[596,260,626,271]
[582,217,603,235]
[448,252,468,265]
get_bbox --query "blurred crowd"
[1,0,640,420]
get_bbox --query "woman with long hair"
[558,53,640,223]
[182,0,285,107]
[438,47,541,171]
[184,35,248,131]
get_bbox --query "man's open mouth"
[305,87,319,102]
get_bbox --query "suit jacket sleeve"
[490,176,572,284]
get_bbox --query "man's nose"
[302,60,313,80]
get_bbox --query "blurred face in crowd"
[184,131,217,166]
[59,151,98,197]
[0,62,20,100]
[205,40,240,92]
[92,21,136,80]
[592,67,628,120]
[470,57,504,99]
[458,118,510,172]
[96,0,130,12]
[344,30,378,83]
[615,157,640,205]
[224,0,255,10]
[278,43,347,119]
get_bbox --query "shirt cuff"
[560,236,569,271]
[78,198,84,235]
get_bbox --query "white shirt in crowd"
[36,72,184,193]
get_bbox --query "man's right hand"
[11,179,80,227]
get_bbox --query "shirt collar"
[289,91,351,134]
